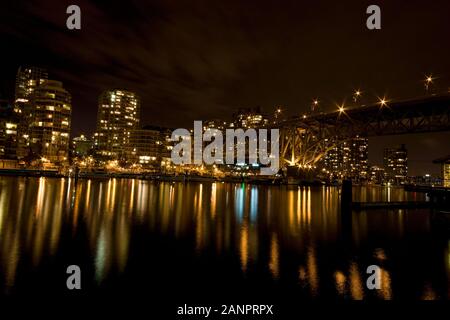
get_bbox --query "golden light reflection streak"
[72,181,82,230]
[49,181,65,254]
[129,179,135,213]
[211,183,217,219]
[195,184,204,252]
[240,221,249,273]
[268,233,279,279]
[98,183,103,210]
[60,178,65,215]
[0,182,7,236]
[116,215,130,273]
[288,190,294,229]
[137,180,147,216]
[106,179,112,212]
[372,248,392,299]
[35,177,45,218]
[85,179,91,210]
[111,178,117,212]
[160,184,170,232]
[66,177,71,204]
[307,187,311,225]
[349,262,364,300]
[307,247,319,296]
[0,185,20,289]
[297,187,301,225]
[334,270,346,296]
[170,184,175,211]
[377,268,393,300]
[32,179,49,266]
[302,188,306,226]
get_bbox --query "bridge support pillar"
[341,179,352,210]
[341,180,352,233]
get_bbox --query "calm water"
[0,177,448,301]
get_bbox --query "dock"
[352,201,431,210]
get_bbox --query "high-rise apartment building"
[323,136,368,180]
[94,89,140,160]
[29,80,72,164]
[14,66,48,159]
[15,66,48,105]
[383,144,408,183]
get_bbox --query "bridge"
[279,94,450,168]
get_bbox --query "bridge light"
[338,106,345,113]
[311,99,319,112]
[425,74,434,91]
[379,97,387,107]
[353,89,362,102]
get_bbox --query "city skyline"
[1,65,448,176]
[1,0,450,175]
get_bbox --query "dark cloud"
[0,0,449,174]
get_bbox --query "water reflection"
[0,177,447,299]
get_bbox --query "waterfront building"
[369,165,385,184]
[14,66,48,159]
[94,89,140,160]
[29,80,72,164]
[345,136,368,179]
[159,126,174,169]
[126,126,160,167]
[204,119,232,130]
[0,100,19,159]
[383,144,408,184]
[433,155,450,187]
[124,125,175,170]
[323,136,368,181]
[233,107,268,128]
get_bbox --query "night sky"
[0,0,449,175]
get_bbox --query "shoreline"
[0,168,333,186]
[0,168,403,187]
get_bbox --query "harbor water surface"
[0,176,448,301]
